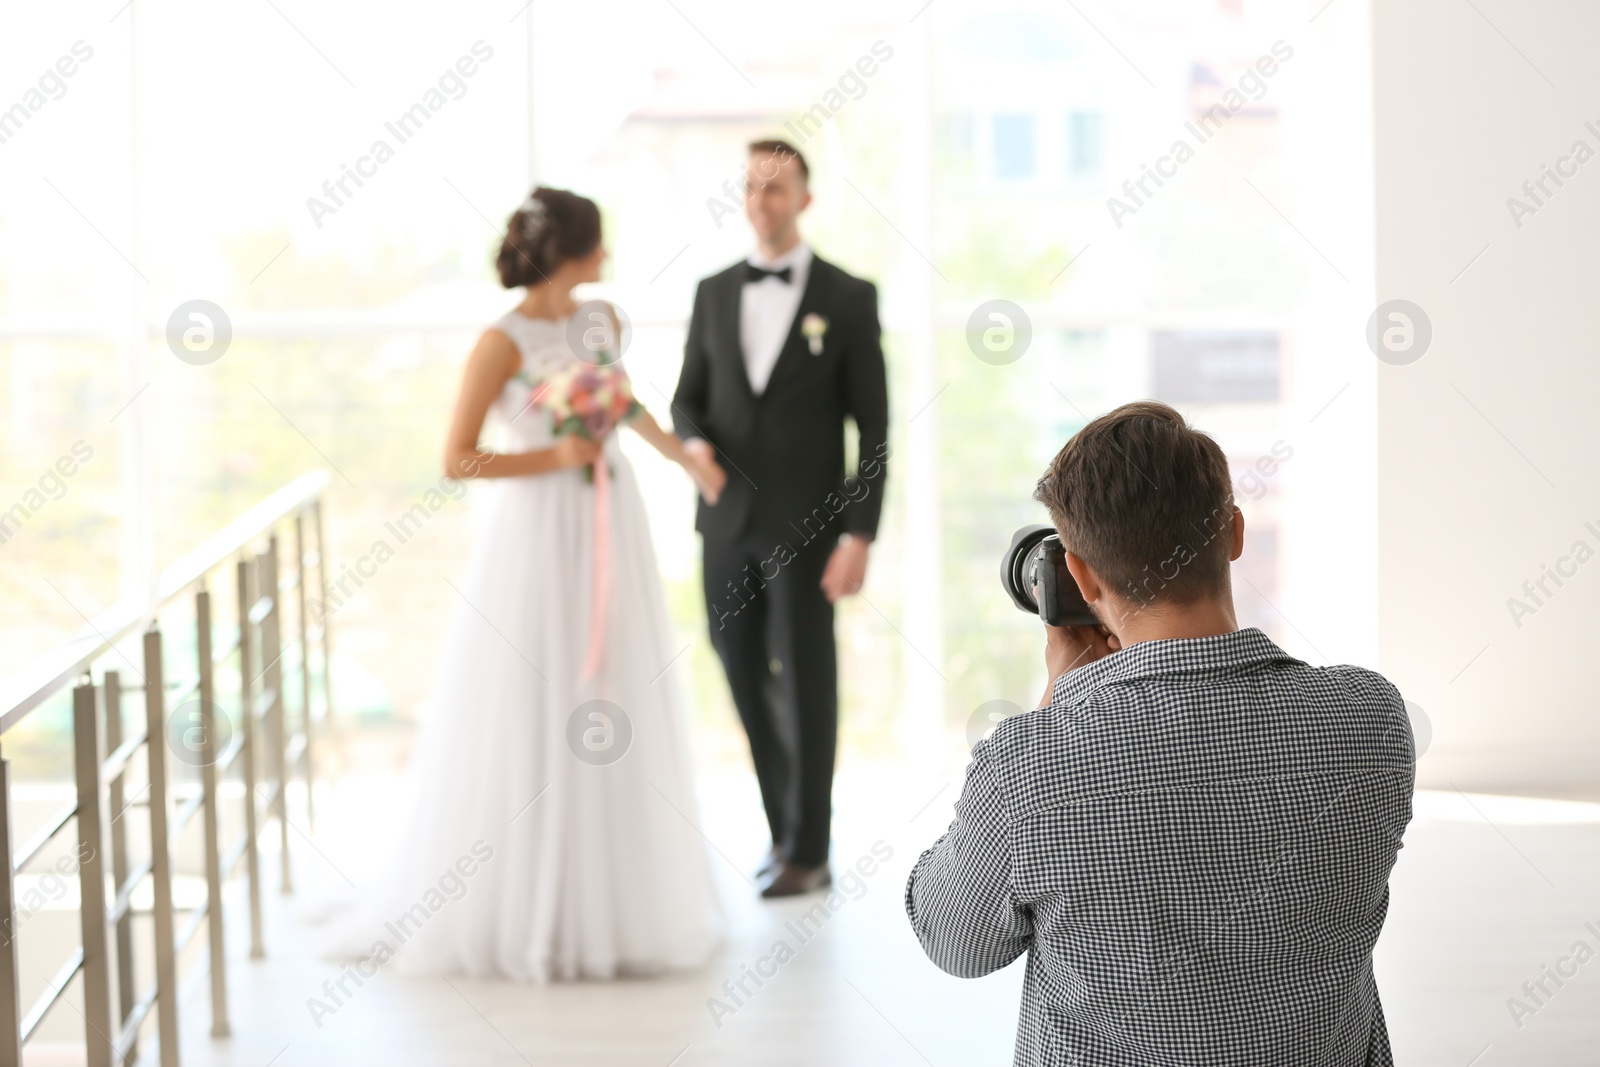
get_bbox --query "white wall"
[1374,0,1600,796]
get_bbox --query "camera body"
[1000,524,1099,627]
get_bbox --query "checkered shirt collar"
[1050,626,1300,707]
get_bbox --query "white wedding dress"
[314,307,722,981]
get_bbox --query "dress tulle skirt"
[311,443,722,982]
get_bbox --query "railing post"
[195,589,229,1037]
[142,631,180,1067]
[313,498,335,735]
[262,536,290,894]
[102,672,137,1066]
[237,558,264,959]
[0,745,24,1067]
[73,679,113,1067]
[294,512,315,834]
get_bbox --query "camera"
[1000,524,1098,627]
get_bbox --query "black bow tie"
[745,263,793,285]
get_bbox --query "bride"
[316,186,726,982]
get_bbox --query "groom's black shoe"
[755,846,783,882]
[760,862,832,899]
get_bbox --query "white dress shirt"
[740,242,812,396]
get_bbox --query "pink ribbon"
[580,453,611,681]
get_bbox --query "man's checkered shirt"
[906,628,1414,1066]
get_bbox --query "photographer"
[905,401,1414,1065]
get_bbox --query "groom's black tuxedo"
[672,251,888,871]
[672,254,889,544]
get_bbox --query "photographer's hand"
[1039,623,1120,708]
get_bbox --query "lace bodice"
[489,308,620,453]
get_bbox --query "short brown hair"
[748,138,808,182]
[1034,400,1234,607]
[497,186,602,288]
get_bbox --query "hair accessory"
[519,192,549,240]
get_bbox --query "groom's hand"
[690,456,726,504]
[821,534,870,603]
[682,438,726,504]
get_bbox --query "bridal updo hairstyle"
[496,186,602,288]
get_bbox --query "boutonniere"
[801,312,828,356]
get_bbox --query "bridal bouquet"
[527,362,642,482]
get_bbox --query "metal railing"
[0,471,335,1067]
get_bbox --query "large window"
[3,0,1376,771]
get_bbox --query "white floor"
[145,767,1600,1067]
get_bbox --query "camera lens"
[1000,524,1055,616]
[1002,524,1097,627]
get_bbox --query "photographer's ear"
[1229,505,1245,562]
[1064,549,1131,637]
[1063,550,1102,604]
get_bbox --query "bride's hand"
[553,435,602,470]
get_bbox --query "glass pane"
[991,113,1036,181]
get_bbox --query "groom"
[673,139,889,898]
